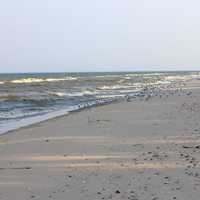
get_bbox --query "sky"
[0,0,200,73]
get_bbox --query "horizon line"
[0,69,200,74]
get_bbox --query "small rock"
[152,197,159,200]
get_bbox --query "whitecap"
[10,77,77,84]
[96,94,126,98]
[46,77,77,82]
[50,89,99,98]
[155,80,172,85]
[97,84,140,90]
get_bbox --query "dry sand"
[0,80,200,200]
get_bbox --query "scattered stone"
[187,92,192,96]
[97,192,102,195]
[152,197,159,200]
[182,145,193,149]
[115,190,121,194]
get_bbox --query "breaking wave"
[97,83,143,90]
[164,74,200,81]
[10,77,77,84]
[50,90,99,98]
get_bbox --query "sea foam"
[10,77,77,84]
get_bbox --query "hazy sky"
[0,0,200,72]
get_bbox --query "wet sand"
[0,80,200,200]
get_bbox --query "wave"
[125,73,165,77]
[97,84,142,90]
[0,109,45,120]
[0,81,4,84]
[143,73,166,76]
[0,89,99,102]
[0,98,115,135]
[164,74,200,82]
[0,78,172,103]
[51,88,142,99]
[164,76,189,81]
[96,94,127,98]
[50,92,68,97]
[97,79,174,91]
[0,94,20,101]
[10,77,77,84]
[0,93,57,103]
[50,90,99,98]
[154,80,172,85]
[94,75,122,78]
[98,85,128,90]
[49,92,82,97]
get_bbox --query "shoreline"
[0,98,121,136]
[0,84,194,137]
[1,72,199,137]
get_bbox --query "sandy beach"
[0,79,200,200]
